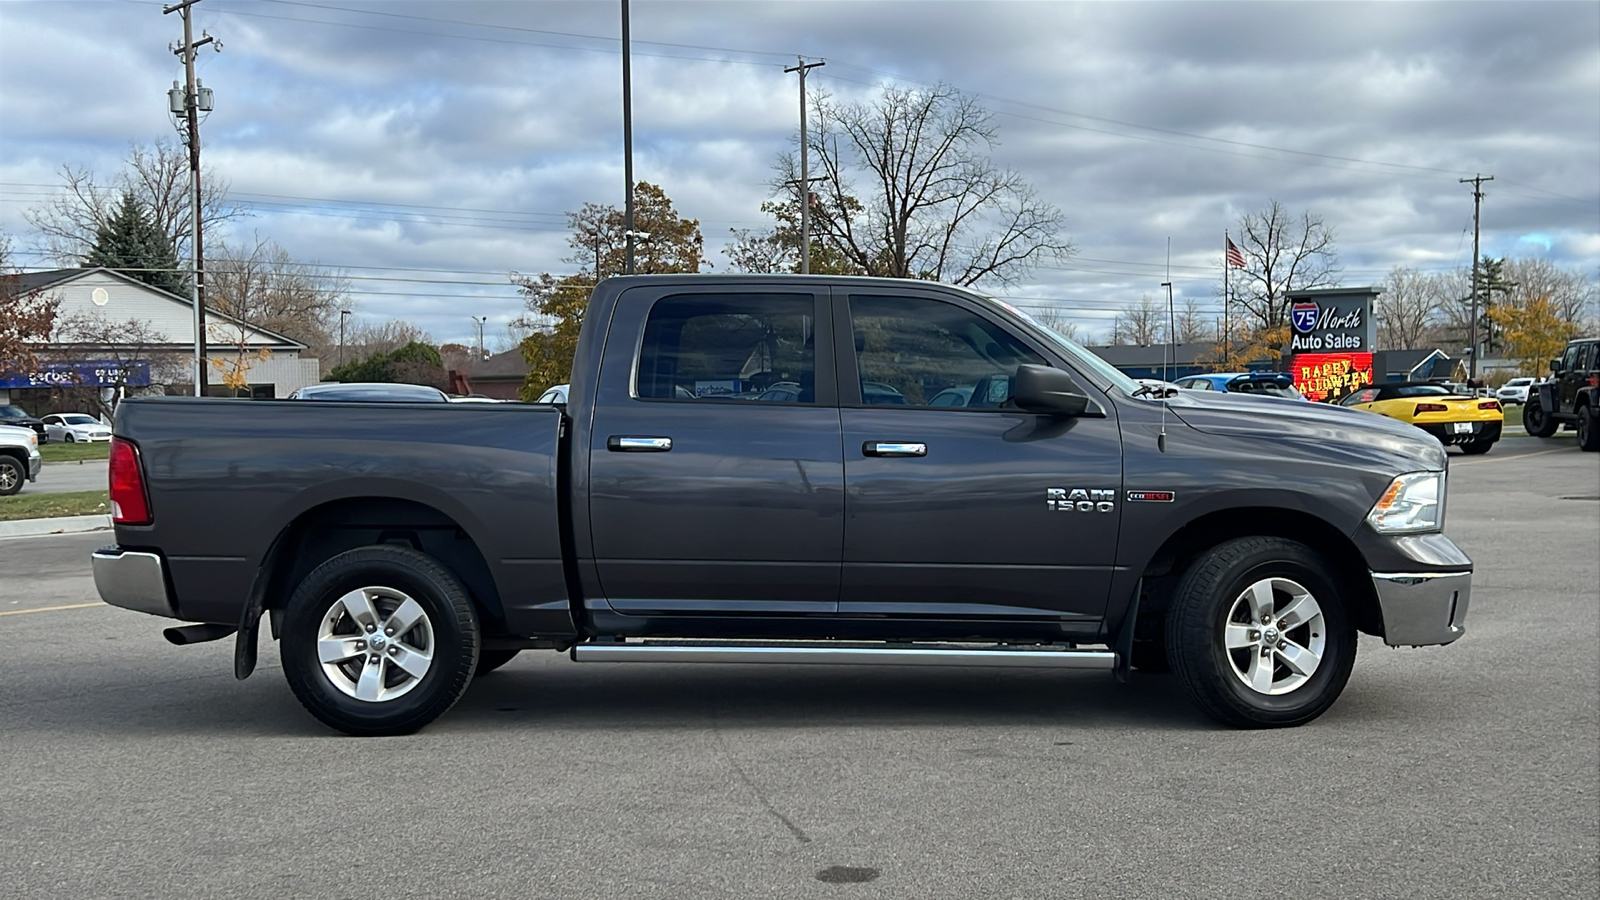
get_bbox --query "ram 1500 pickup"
[92,275,1473,735]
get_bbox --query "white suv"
[0,424,43,496]
[1496,377,1537,405]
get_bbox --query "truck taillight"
[109,438,152,525]
[1414,403,1448,414]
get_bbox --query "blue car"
[1175,372,1307,401]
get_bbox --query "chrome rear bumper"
[92,547,177,618]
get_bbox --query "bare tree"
[1171,297,1210,344]
[1111,295,1165,346]
[1230,200,1341,332]
[1377,266,1443,350]
[1501,257,1598,332]
[789,83,1073,287]
[0,233,61,376]
[208,236,348,358]
[345,319,431,360]
[23,139,244,266]
[51,312,186,414]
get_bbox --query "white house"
[3,267,321,408]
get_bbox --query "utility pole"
[1459,173,1493,380]
[165,0,218,396]
[784,57,825,274]
[621,0,636,275]
[338,309,351,367]
[471,316,487,361]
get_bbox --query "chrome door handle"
[863,441,926,457]
[608,435,673,452]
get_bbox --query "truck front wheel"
[1523,397,1558,437]
[1167,537,1356,728]
[280,545,480,736]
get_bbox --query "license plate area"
[1450,422,1474,433]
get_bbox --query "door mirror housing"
[1012,364,1097,416]
[1550,357,1562,374]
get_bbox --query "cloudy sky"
[2,0,1596,348]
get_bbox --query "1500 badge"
[1047,488,1115,512]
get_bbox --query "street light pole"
[471,316,487,361]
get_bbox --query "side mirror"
[1550,358,1562,374]
[1012,364,1094,416]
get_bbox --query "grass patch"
[0,490,110,521]
[40,441,111,462]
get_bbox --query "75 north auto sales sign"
[1285,288,1377,353]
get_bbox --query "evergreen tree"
[83,192,189,296]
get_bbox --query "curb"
[0,515,112,539]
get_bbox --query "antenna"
[1159,238,1173,453]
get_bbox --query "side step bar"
[571,640,1115,669]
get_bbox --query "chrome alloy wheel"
[317,587,435,702]
[1222,577,1326,696]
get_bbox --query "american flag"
[1225,237,1246,268]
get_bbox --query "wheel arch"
[259,496,505,631]
[1134,506,1384,639]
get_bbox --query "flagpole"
[1223,230,1230,370]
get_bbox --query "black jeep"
[1522,337,1600,451]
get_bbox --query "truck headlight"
[1367,471,1445,534]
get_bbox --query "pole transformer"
[784,57,825,274]
[1459,174,1493,380]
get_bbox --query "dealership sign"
[0,360,152,390]
[1286,288,1378,353]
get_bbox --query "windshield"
[63,414,98,424]
[988,299,1142,394]
[0,406,27,417]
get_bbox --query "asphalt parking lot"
[1,434,1594,900]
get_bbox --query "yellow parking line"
[0,602,103,617]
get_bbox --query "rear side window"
[847,294,1044,408]
[636,293,815,403]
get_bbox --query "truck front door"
[836,288,1122,631]
[587,285,843,616]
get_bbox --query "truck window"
[848,294,1044,408]
[636,293,815,402]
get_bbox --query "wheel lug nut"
[384,628,394,636]
[388,646,399,655]
[1261,616,1271,626]
[365,623,376,633]
[355,640,366,650]
[369,654,381,664]
[1249,630,1261,641]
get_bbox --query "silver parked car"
[41,413,113,443]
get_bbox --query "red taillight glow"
[1478,400,1501,410]
[109,438,151,525]
[1414,403,1448,414]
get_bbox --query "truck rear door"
[835,287,1122,628]
[586,284,843,616]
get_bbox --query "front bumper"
[1370,570,1471,647]
[28,456,41,480]
[91,546,177,618]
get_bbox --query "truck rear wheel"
[280,545,480,736]
[1523,397,1558,437]
[1579,406,1599,452]
[1167,537,1356,728]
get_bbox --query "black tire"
[1459,438,1494,455]
[1523,397,1558,437]
[1166,537,1356,728]
[1579,405,1599,452]
[280,544,480,736]
[475,648,521,676]
[65,433,76,443]
[0,455,24,496]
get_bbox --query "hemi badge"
[1127,490,1175,502]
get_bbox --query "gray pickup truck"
[93,275,1472,735]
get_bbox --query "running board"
[570,640,1115,669]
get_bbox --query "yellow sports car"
[1337,381,1503,454]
